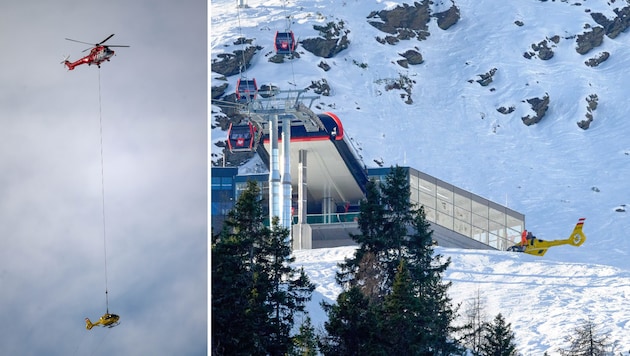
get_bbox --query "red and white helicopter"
[62,34,129,70]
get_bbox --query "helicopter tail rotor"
[60,55,77,70]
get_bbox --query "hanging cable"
[236,3,255,112]
[281,0,298,87]
[236,3,247,80]
[97,67,110,313]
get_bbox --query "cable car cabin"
[274,31,296,55]
[236,78,258,102]
[227,122,257,152]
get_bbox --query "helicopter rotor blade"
[65,38,94,46]
[66,35,127,52]
[98,34,115,45]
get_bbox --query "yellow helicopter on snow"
[85,312,120,330]
[507,218,587,256]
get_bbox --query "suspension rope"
[98,67,110,313]
[236,2,254,111]
[282,0,291,31]
[281,0,297,87]
[236,2,247,80]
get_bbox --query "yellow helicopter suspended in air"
[85,312,120,330]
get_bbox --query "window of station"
[472,225,488,244]
[436,185,453,203]
[211,191,233,216]
[489,207,506,225]
[488,220,506,249]
[453,218,471,237]
[416,177,436,212]
[454,192,471,219]
[436,186,453,216]
[436,211,454,230]
[436,198,453,228]
[454,206,471,225]
[211,176,233,190]
[472,213,488,234]
[423,206,436,223]
[418,191,435,210]
[488,234,501,249]
[472,199,488,218]
[506,214,524,242]
[418,177,436,196]
[410,176,420,203]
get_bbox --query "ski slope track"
[211,0,630,353]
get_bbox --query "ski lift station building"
[212,110,525,251]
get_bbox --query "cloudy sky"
[0,0,207,354]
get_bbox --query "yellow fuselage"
[520,218,587,256]
[86,313,120,329]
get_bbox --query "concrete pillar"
[281,118,292,230]
[322,184,333,224]
[298,149,307,225]
[269,115,281,225]
[293,149,311,250]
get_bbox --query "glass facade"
[210,167,238,232]
[404,167,524,250]
[210,168,270,232]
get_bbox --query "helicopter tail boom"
[62,59,77,70]
[60,55,74,71]
[85,318,94,330]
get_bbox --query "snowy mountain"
[211,0,630,354]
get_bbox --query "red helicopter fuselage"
[64,46,115,70]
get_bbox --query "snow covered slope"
[293,246,630,355]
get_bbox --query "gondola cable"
[236,3,254,114]
[281,0,298,87]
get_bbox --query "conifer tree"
[320,286,379,356]
[336,179,387,291]
[212,180,315,356]
[290,316,319,356]
[379,259,425,354]
[212,181,268,355]
[339,166,423,295]
[478,313,519,356]
[404,203,461,354]
[353,251,386,304]
[324,165,461,354]
[260,217,316,355]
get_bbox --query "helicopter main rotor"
[65,34,130,52]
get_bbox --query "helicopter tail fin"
[85,318,94,330]
[60,55,75,70]
[567,217,587,247]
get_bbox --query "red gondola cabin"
[274,31,296,55]
[227,122,257,152]
[235,78,258,102]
